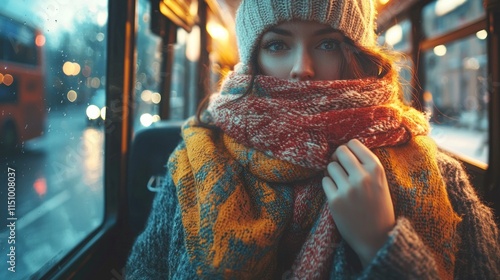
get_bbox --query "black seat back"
[126,120,183,237]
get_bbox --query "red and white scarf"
[208,72,429,170]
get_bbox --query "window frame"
[377,0,500,215]
[41,0,136,278]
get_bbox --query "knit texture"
[235,0,376,65]
[126,152,500,279]
[372,139,461,280]
[168,121,320,279]
[166,74,462,279]
[208,72,428,170]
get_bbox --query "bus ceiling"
[151,0,238,32]
[150,0,476,36]
[376,0,423,30]
[150,0,425,49]
[149,0,239,66]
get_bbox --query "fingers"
[322,176,337,200]
[345,139,381,166]
[325,139,382,193]
[332,139,379,166]
[323,159,352,195]
[332,145,363,175]
[329,160,349,184]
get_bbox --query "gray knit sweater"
[126,151,500,279]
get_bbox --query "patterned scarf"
[168,72,461,279]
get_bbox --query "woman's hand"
[322,139,395,267]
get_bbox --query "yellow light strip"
[159,0,196,32]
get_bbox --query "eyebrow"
[266,27,340,37]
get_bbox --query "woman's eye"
[318,39,340,51]
[263,41,288,53]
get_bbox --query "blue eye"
[318,39,340,51]
[263,40,289,53]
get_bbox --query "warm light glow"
[207,21,228,41]
[159,0,196,31]
[82,128,104,189]
[63,62,73,76]
[435,0,466,16]
[189,0,198,16]
[177,28,188,44]
[72,63,81,75]
[100,107,107,120]
[0,73,4,84]
[63,62,81,76]
[152,115,161,123]
[67,90,78,102]
[476,30,487,40]
[86,105,101,120]
[423,91,433,102]
[33,177,47,196]
[141,90,152,102]
[385,24,402,46]
[379,0,390,5]
[3,74,13,86]
[151,92,161,104]
[186,25,201,62]
[35,34,46,47]
[433,45,447,56]
[140,113,154,127]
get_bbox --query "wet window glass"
[378,19,411,52]
[168,5,234,121]
[0,0,106,278]
[171,25,201,120]
[423,33,488,164]
[134,0,163,131]
[378,19,413,105]
[170,27,191,120]
[422,0,485,38]
[0,20,39,66]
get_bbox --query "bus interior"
[0,0,499,279]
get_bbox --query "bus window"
[422,0,485,39]
[378,19,411,52]
[134,0,163,131]
[421,0,488,165]
[0,1,106,279]
[378,19,413,105]
[172,26,201,119]
[170,27,190,120]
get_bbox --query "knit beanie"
[235,0,377,65]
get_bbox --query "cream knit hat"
[235,0,377,65]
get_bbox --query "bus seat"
[126,120,184,237]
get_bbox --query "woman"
[126,0,500,279]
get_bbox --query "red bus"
[0,13,45,151]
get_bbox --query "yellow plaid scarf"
[169,120,319,278]
[168,76,462,279]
